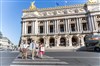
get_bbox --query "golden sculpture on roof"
[88,0,97,4]
[29,1,36,10]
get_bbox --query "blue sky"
[0,0,87,45]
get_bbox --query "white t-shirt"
[40,47,45,51]
[40,44,45,51]
[20,44,24,49]
[23,44,29,49]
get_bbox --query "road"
[45,51,100,66]
[0,51,19,66]
[0,50,100,66]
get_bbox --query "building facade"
[0,32,14,50]
[21,0,100,48]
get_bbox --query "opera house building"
[20,0,100,49]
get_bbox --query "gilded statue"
[29,1,36,10]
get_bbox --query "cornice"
[23,4,85,12]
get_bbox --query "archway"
[39,38,44,43]
[60,37,66,46]
[49,37,55,47]
[72,36,79,46]
[27,38,32,44]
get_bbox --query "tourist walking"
[35,41,39,57]
[29,40,36,60]
[39,43,45,59]
[23,41,29,59]
[20,41,29,59]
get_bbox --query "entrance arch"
[72,36,79,46]
[49,37,55,47]
[60,37,66,46]
[39,38,44,43]
[27,38,32,44]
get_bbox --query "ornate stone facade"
[21,0,100,48]
[0,31,14,50]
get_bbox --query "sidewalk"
[45,46,80,52]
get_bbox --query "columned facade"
[20,0,100,49]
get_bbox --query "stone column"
[68,35,72,46]
[47,21,48,34]
[24,22,27,34]
[46,39,49,48]
[55,20,57,33]
[43,21,45,34]
[53,21,55,33]
[35,20,38,35]
[45,21,47,34]
[48,21,50,34]
[34,20,39,35]
[65,19,68,33]
[64,19,66,32]
[56,20,59,33]
[88,15,93,31]
[65,35,69,46]
[78,18,82,32]
[57,36,60,47]
[93,16,98,31]
[43,36,49,48]
[22,22,25,35]
[55,36,60,47]
[67,19,70,33]
[91,16,95,31]
[43,36,47,47]
[76,18,80,32]
[34,21,36,34]
[32,21,35,34]
[80,36,85,46]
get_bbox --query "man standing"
[20,41,29,59]
[29,40,36,60]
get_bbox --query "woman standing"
[39,43,45,59]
